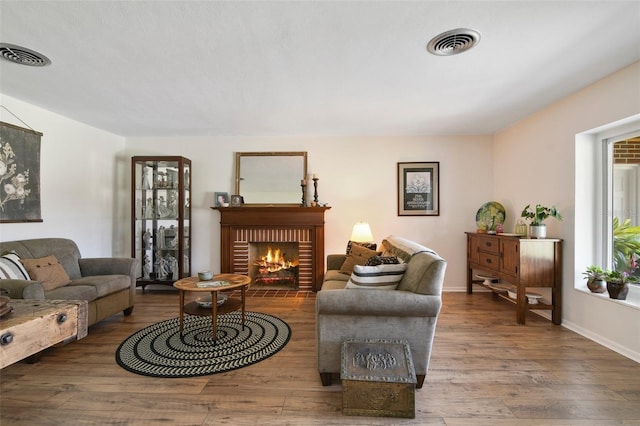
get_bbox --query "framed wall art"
[0,121,43,223]
[397,162,439,216]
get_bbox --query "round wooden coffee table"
[173,274,251,340]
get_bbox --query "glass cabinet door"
[132,156,191,290]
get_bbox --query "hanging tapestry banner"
[0,121,43,223]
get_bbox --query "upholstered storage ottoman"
[341,338,416,418]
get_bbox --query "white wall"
[0,94,128,257]
[123,135,493,290]
[493,61,640,361]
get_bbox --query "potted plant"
[520,204,563,238]
[604,267,638,300]
[582,265,607,293]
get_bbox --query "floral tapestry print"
[0,121,42,222]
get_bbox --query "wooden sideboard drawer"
[477,236,500,254]
[478,252,500,272]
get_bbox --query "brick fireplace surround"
[211,206,330,291]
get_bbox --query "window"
[575,114,640,308]
[607,135,640,276]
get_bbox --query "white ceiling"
[1,1,639,138]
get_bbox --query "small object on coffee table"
[196,280,230,288]
[198,271,213,281]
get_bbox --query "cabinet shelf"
[466,232,562,325]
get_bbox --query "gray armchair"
[316,236,446,388]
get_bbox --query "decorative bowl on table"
[195,293,227,308]
[198,271,213,281]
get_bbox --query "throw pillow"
[345,241,377,255]
[345,263,408,290]
[0,251,31,280]
[365,255,400,266]
[339,244,381,275]
[21,255,71,291]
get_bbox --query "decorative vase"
[587,279,607,293]
[529,224,547,239]
[606,281,629,300]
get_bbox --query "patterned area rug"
[115,311,291,378]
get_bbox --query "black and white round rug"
[115,311,291,378]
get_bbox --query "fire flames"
[255,247,297,273]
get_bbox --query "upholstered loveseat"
[0,238,138,327]
[316,235,446,388]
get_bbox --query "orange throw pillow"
[21,255,71,291]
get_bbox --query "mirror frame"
[235,151,308,206]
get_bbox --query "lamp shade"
[350,222,374,243]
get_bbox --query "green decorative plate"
[476,201,506,231]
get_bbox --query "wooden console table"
[0,299,88,368]
[466,232,562,325]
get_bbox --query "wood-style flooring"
[1,290,639,425]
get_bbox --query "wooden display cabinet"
[131,156,191,290]
[466,232,562,325]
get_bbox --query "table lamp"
[350,222,374,243]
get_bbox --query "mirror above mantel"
[235,151,308,205]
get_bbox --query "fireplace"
[212,206,330,291]
[250,242,299,289]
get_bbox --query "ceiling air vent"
[427,28,481,56]
[0,43,51,66]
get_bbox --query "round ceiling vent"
[427,28,481,56]
[0,43,51,66]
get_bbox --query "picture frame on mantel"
[214,192,228,207]
[230,194,243,207]
[397,162,439,216]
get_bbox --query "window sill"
[575,283,640,311]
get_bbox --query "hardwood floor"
[1,290,639,425]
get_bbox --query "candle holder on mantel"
[312,176,319,206]
[300,181,307,207]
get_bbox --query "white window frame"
[576,114,640,308]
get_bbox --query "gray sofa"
[0,238,138,327]
[316,235,446,388]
